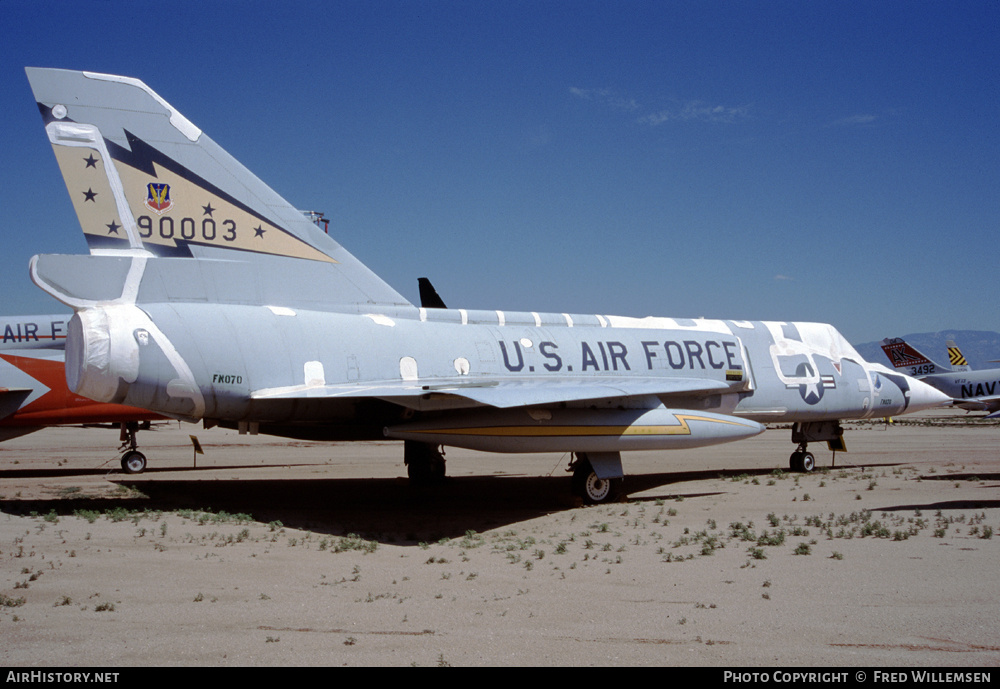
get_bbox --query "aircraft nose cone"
[905,377,952,413]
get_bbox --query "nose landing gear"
[788,420,844,473]
[789,444,816,473]
[119,421,148,474]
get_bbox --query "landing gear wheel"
[404,441,446,485]
[789,451,815,473]
[571,459,622,504]
[121,450,147,474]
[118,421,147,473]
[407,457,445,484]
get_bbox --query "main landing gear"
[119,421,148,474]
[569,452,624,505]
[403,442,627,504]
[788,420,844,473]
[404,440,446,484]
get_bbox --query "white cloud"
[568,86,599,100]
[568,87,639,112]
[571,87,748,125]
[829,114,878,127]
[640,100,750,125]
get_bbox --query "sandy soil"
[1,410,998,667]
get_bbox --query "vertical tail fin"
[945,340,972,372]
[417,277,448,309]
[879,337,950,376]
[25,67,411,310]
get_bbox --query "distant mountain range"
[855,330,1000,371]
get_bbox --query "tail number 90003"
[138,215,237,243]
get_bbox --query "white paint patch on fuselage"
[304,361,326,387]
[604,315,734,334]
[399,356,418,381]
[365,314,395,327]
[267,306,296,317]
[764,321,862,387]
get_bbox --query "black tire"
[789,451,816,473]
[121,450,147,474]
[789,451,803,472]
[405,443,446,485]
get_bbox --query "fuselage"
[63,300,942,443]
[919,370,1000,413]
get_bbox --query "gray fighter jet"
[880,337,1000,418]
[23,68,949,502]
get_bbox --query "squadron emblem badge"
[144,183,173,215]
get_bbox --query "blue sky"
[1,0,997,344]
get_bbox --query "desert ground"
[1,409,998,667]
